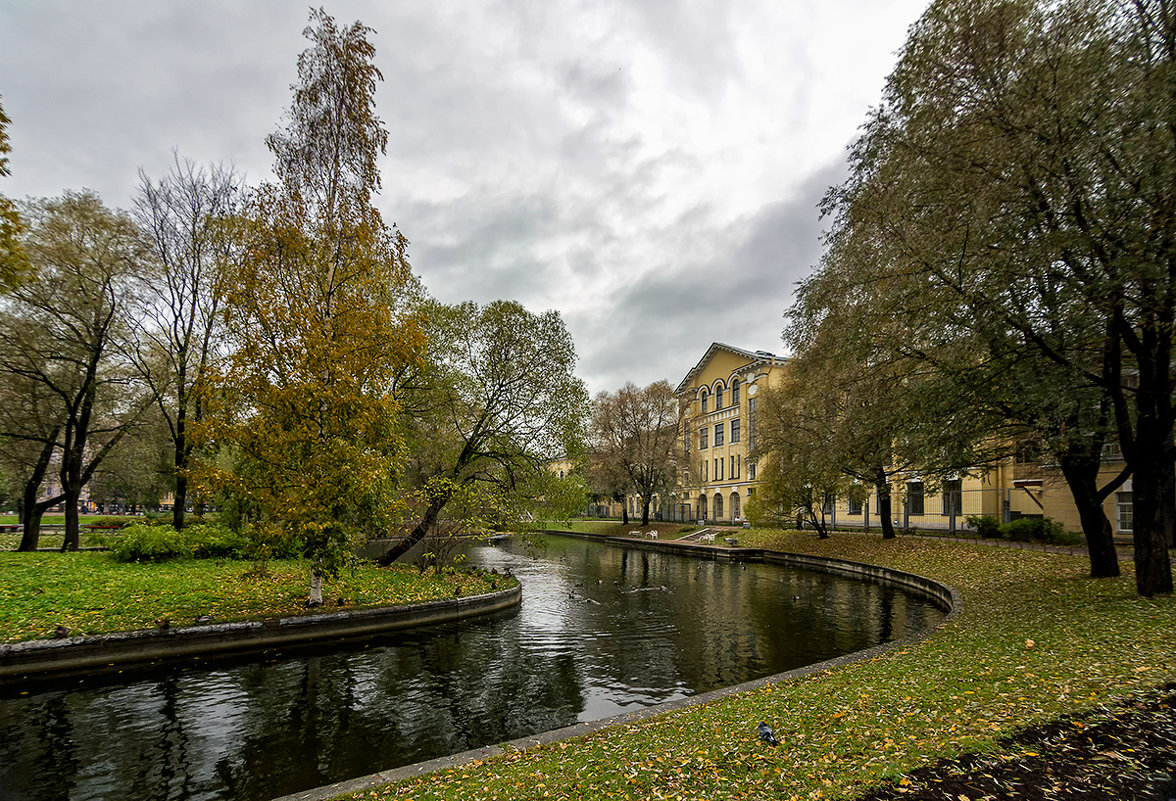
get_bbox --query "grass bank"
[0,553,509,644]
[339,529,1173,801]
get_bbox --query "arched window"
[700,389,708,414]
[731,492,741,521]
[698,494,708,520]
[731,378,740,405]
[715,383,724,409]
[713,492,724,520]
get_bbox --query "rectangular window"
[847,495,862,515]
[699,428,708,449]
[942,479,962,516]
[731,380,740,405]
[748,397,758,450]
[1117,491,1133,532]
[704,460,709,482]
[749,460,756,480]
[822,493,835,515]
[731,418,740,443]
[907,482,924,516]
[731,456,739,479]
[714,423,724,447]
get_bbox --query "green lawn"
[338,529,1174,801]
[0,553,510,644]
[0,514,134,550]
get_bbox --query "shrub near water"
[103,522,250,562]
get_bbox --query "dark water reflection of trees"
[0,535,943,801]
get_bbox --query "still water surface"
[0,534,944,800]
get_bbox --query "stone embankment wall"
[0,584,521,682]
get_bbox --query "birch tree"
[202,10,424,605]
[0,95,29,288]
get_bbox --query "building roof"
[674,342,780,394]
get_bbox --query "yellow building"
[670,342,788,524]
[626,342,1135,540]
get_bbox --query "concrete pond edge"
[273,531,961,801]
[0,583,522,682]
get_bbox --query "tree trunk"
[1131,459,1174,596]
[308,561,324,606]
[876,469,896,540]
[377,489,450,566]
[808,506,829,539]
[621,502,629,526]
[18,504,41,552]
[18,481,42,552]
[640,498,650,527]
[172,471,188,531]
[17,437,60,551]
[1163,456,1176,548]
[61,485,81,552]
[1057,453,1121,578]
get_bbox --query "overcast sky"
[0,0,929,394]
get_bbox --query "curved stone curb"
[546,529,954,610]
[274,533,960,801]
[0,584,521,682]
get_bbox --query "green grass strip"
[337,530,1174,801]
[0,553,507,643]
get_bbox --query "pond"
[0,534,945,801]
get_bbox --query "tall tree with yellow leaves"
[200,10,424,605]
[0,95,30,288]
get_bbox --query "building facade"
[625,342,1134,540]
[671,343,786,524]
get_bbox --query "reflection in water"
[0,535,944,801]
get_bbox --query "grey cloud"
[572,153,849,392]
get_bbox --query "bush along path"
[336,531,1174,801]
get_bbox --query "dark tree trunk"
[640,498,650,527]
[1131,458,1174,596]
[808,505,829,539]
[17,438,61,552]
[1056,452,1121,578]
[377,489,451,566]
[172,406,187,530]
[1163,456,1176,548]
[18,480,40,551]
[621,502,629,526]
[173,472,188,531]
[876,468,896,540]
[61,485,81,552]
[19,509,41,552]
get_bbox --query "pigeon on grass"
[757,721,778,746]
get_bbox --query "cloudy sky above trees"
[0,0,929,394]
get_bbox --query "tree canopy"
[588,380,681,528]
[798,0,1173,594]
[197,9,424,604]
[378,299,588,565]
[0,95,30,288]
